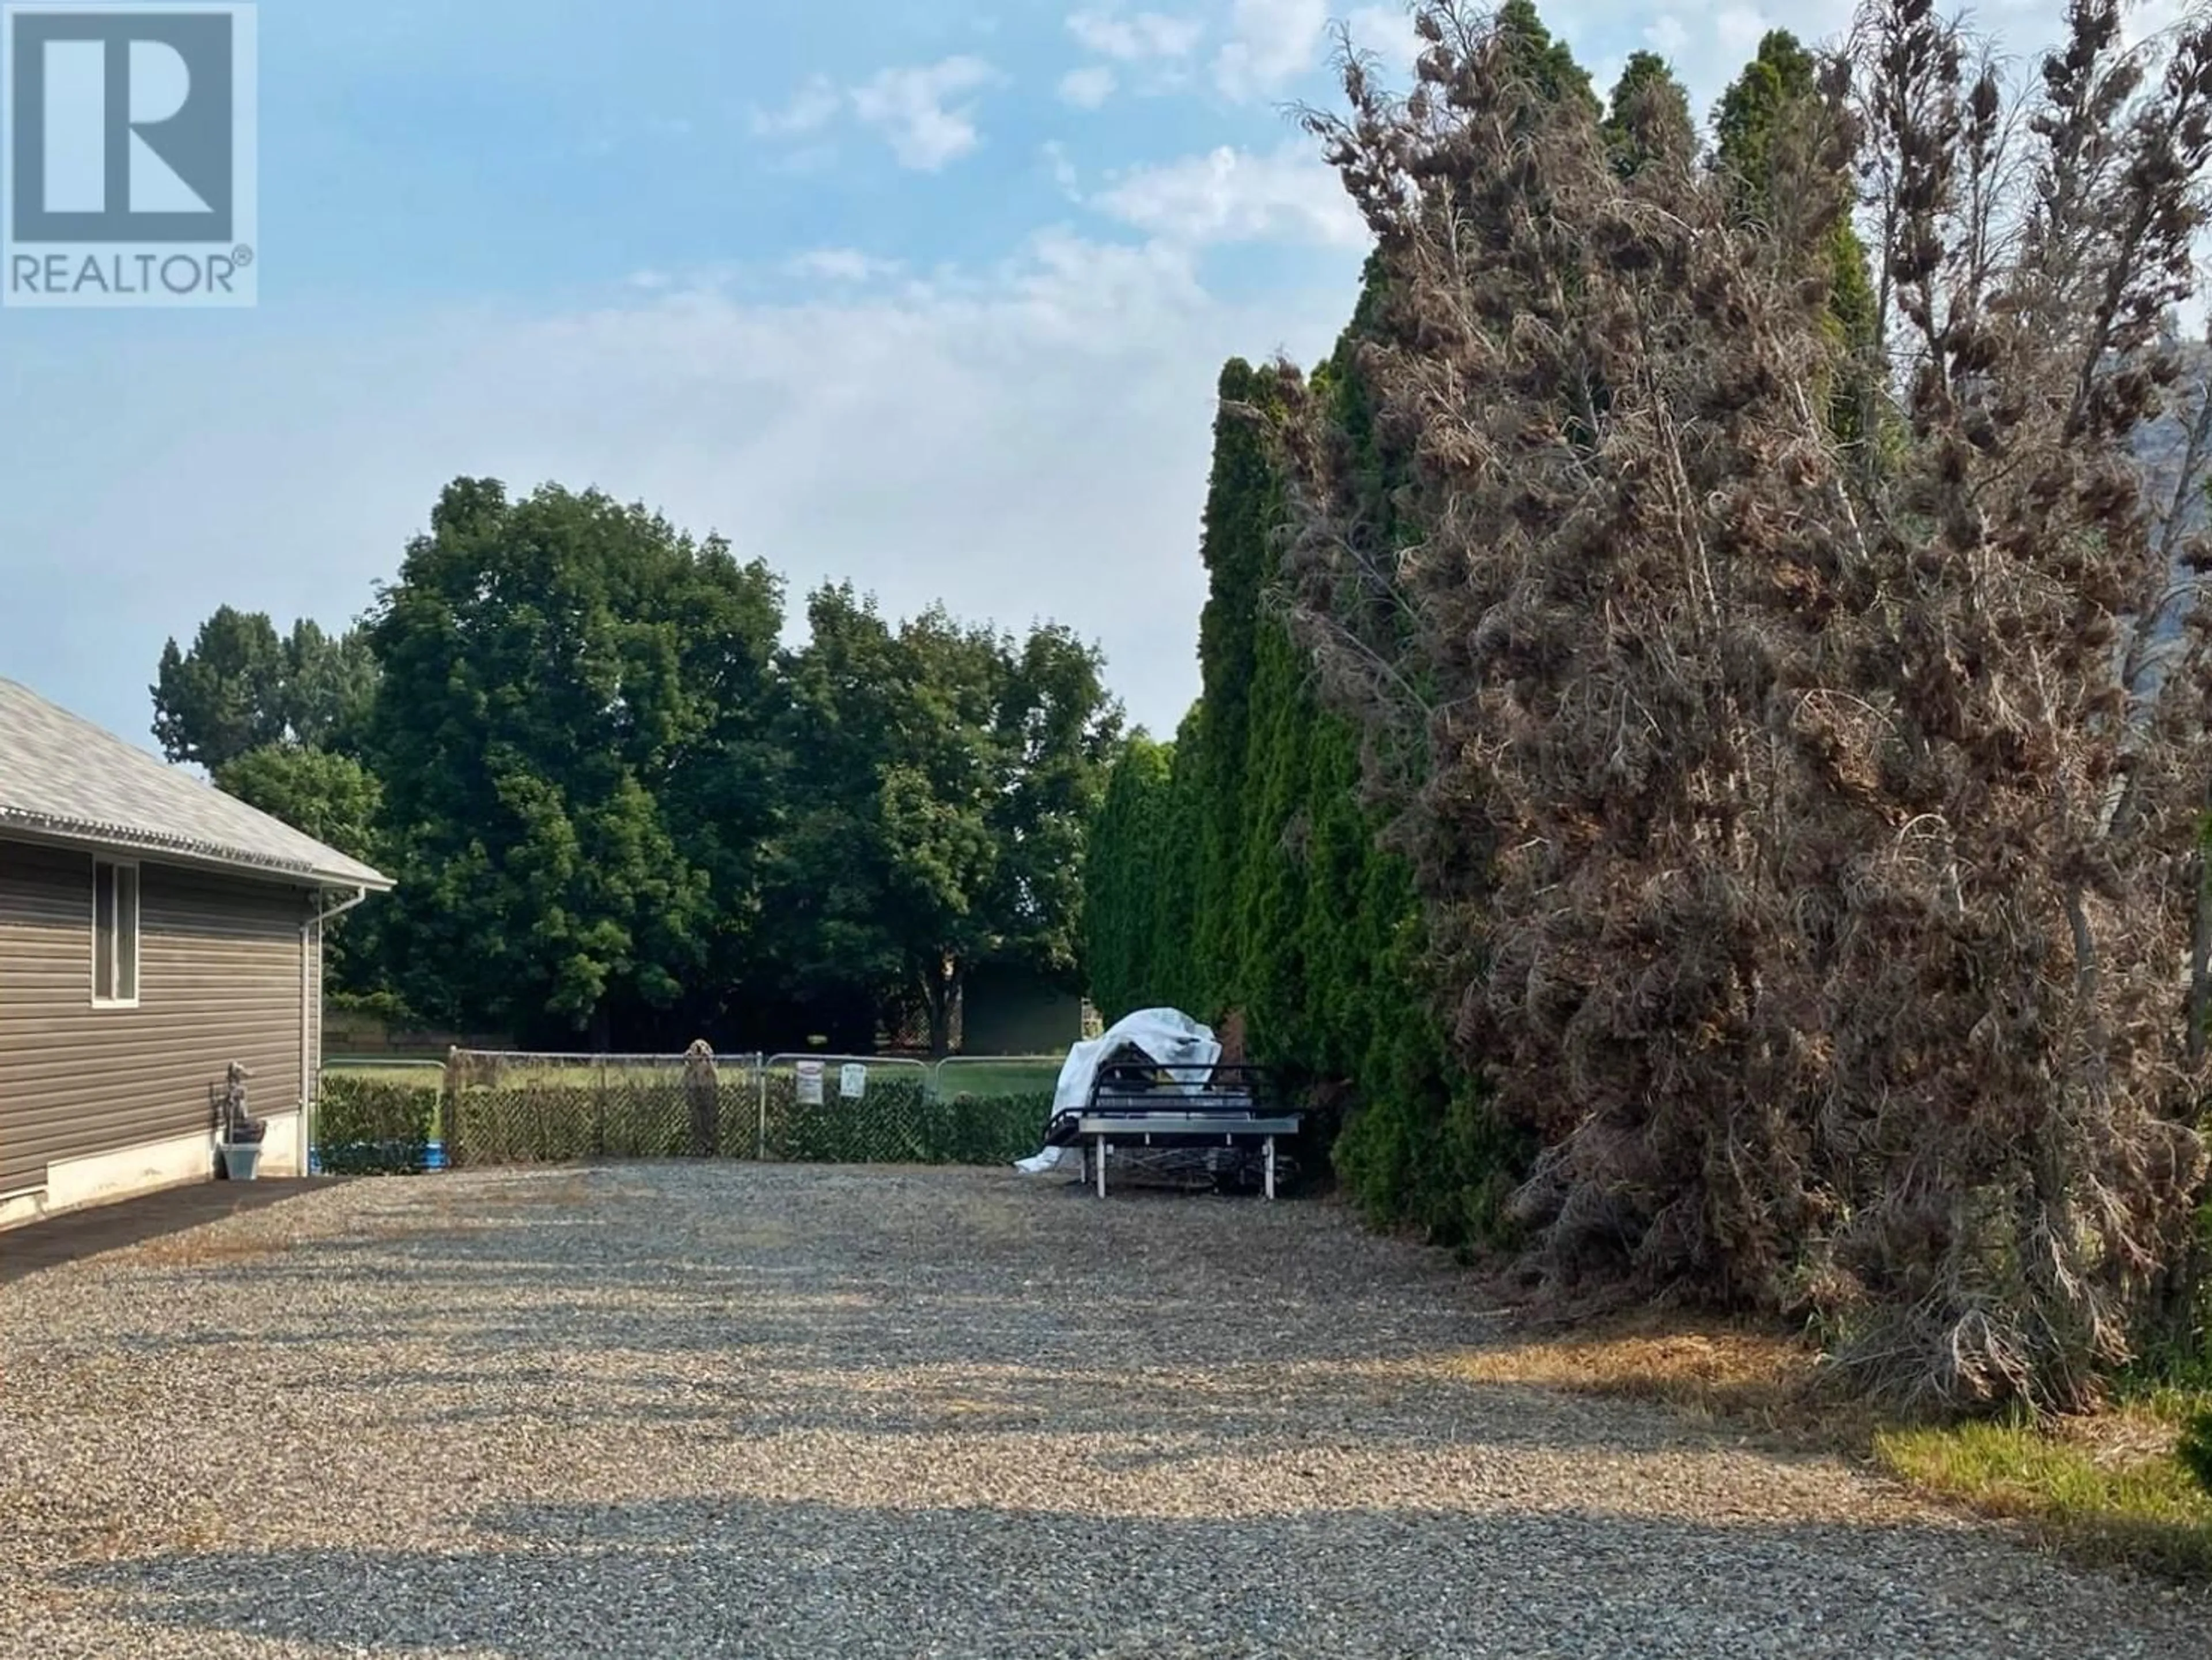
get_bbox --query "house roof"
[0,676,392,891]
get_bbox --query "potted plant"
[215,1061,268,1181]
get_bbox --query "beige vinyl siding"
[0,839,310,1194]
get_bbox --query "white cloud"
[0,233,1363,748]
[1213,0,1327,99]
[1041,140,1082,195]
[787,248,905,283]
[1059,65,1120,108]
[2124,0,2194,47]
[850,56,1003,171]
[1092,143,1367,248]
[1714,5,1772,62]
[1067,7,1205,60]
[751,59,1003,172]
[1643,14,1690,59]
[749,75,841,138]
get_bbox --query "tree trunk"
[589,1003,612,1056]
[925,959,965,1058]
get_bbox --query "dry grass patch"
[1456,1311,2212,1582]
[127,1231,286,1270]
[1454,1315,1850,1443]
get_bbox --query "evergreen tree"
[1603,51,1694,176]
[1496,0,1598,116]
[1082,734,1180,1018]
[1713,29,1881,442]
[1191,361,1292,1005]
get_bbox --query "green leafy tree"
[985,622,1123,981]
[279,621,380,754]
[153,608,380,768]
[774,585,1118,1054]
[215,743,389,996]
[216,744,382,863]
[151,606,287,768]
[2182,1407,2212,1496]
[364,477,782,1049]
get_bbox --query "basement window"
[92,859,139,1007]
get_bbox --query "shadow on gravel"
[57,1496,2206,1659]
[0,1179,335,1287]
[83,1171,1820,1469]
[107,1174,1678,1461]
[16,1167,2212,1657]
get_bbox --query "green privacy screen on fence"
[317,1050,1061,1173]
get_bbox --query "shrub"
[316,1075,437,1174]
[925,1090,1056,1166]
[2178,1409,2212,1500]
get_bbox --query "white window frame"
[90,856,141,1009]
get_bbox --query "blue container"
[309,1139,446,1175]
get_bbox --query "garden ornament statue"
[216,1060,268,1180]
[683,1039,719,1157]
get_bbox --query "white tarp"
[1013,1008,1222,1174]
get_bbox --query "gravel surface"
[0,1162,2205,1658]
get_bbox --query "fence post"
[756,1057,769,1161]
[595,1055,608,1159]
[443,1047,461,1170]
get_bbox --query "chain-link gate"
[444,1050,765,1168]
[757,1054,937,1163]
[926,1054,1063,1166]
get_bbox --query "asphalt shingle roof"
[0,676,390,890]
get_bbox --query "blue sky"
[0,0,2165,753]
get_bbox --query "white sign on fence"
[796,1060,825,1106]
[840,1062,867,1101]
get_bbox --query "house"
[0,676,390,1227]
[957,963,1089,1056]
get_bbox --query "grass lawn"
[324,1055,1075,1101]
[1876,1394,2212,1580]
[931,1056,1065,1098]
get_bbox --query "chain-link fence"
[332,1047,1070,1173]
[445,1051,766,1168]
[758,1053,948,1163]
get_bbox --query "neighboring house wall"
[0,837,313,1212]
[960,965,1086,1056]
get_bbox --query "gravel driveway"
[1,1163,2204,1658]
